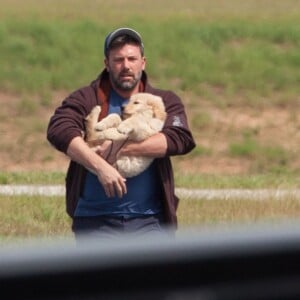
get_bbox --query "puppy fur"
[85,93,166,177]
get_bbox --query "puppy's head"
[122,93,166,121]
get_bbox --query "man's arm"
[118,133,167,157]
[67,136,127,198]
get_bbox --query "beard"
[110,70,142,91]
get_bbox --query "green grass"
[0,171,65,185]
[228,135,292,172]
[177,196,300,229]
[2,0,299,22]
[1,194,300,241]
[0,5,300,104]
[174,172,300,189]
[0,195,71,241]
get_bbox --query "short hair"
[105,34,144,57]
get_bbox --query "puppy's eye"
[133,101,140,104]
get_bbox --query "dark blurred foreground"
[1,222,300,300]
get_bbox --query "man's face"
[105,44,146,92]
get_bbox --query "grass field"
[0,0,299,239]
[1,194,300,241]
[1,1,300,101]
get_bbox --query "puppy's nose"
[121,106,125,111]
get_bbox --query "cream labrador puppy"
[85,93,166,177]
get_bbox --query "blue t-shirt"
[74,90,163,217]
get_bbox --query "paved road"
[0,185,300,200]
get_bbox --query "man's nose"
[123,58,130,69]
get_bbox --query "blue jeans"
[72,214,174,240]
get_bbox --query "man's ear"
[142,56,146,71]
[104,58,109,72]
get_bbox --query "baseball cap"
[104,27,144,57]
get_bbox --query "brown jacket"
[47,70,196,227]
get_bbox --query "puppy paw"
[85,105,101,122]
[92,105,101,114]
[117,123,133,135]
[95,114,122,131]
[95,122,106,131]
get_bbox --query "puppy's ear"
[147,95,166,121]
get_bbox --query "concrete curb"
[0,185,300,200]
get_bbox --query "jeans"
[72,214,174,240]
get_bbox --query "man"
[47,28,195,239]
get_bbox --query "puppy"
[85,93,166,177]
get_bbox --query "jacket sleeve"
[160,91,196,156]
[47,87,97,154]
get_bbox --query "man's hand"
[91,140,113,160]
[92,140,127,164]
[95,162,127,198]
[67,137,127,198]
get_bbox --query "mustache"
[119,71,134,77]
